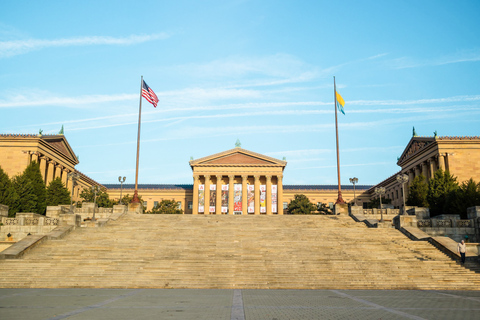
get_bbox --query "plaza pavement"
[1,288,480,320]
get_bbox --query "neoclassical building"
[370,135,480,208]
[2,132,479,213]
[0,133,102,201]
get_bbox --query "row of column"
[192,174,283,215]
[25,151,75,191]
[407,153,450,187]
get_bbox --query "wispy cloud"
[390,49,480,69]
[0,33,169,58]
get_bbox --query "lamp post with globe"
[396,174,409,215]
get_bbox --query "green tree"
[366,197,391,209]
[146,199,182,214]
[0,165,20,217]
[317,202,332,215]
[427,169,459,217]
[447,178,480,219]
[12,174,37,213]
[46,177,71,206]
[22,161,47,215]
[287,194,316,215]
[113,194,143,206]
[407,174,429,207]
[79,187,114,208]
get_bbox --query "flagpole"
[334,76,345,204]
[132,75,143,203]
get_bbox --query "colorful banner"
[234,184,242,214]
[247,185,254,213]
[209,184,216,213]
[221,184,229,213]
[271,185,277,213]
[198,184,205,213]
[260,185,266,213]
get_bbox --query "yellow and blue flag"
[336,91,345,115]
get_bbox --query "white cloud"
[0,33,170,58]
[390,49,480,69]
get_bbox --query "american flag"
[142,80,159,107]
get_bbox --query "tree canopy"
[22,161,47,215]
[80,187,114,208]
[407,174,429,207]
[287,194,316,215]
[427,169,459,217]
[0,166,20,217]
[145,199,182,214]
[46,177,71,206]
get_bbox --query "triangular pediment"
[41,135,79,164]
[397,137,435,165]
[190,148,286,167]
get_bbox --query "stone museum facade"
[0,133,102,202]
[1,132,479,213]
[370,135,480,208]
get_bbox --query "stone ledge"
[349,212,378,228]
[0,225,74,259]
[429,236,478,262]
[401,226,431,241]
[0,235,45,259]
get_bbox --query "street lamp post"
[396,174,409,215]
[349,177,358,206]
[67,172,80,213]
[375,187,386,222]
[118,176,126,205]
[91,186,98,222]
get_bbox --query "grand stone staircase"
[0,214,479,290]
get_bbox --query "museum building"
[2,132,479,214]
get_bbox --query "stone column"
[266,175,272,215]
[228,175,235,215]
[421,162,427,178]
[39,156,47,183]
[277,175,284,215]
[46,161,55,185]
[242,175,248,215]
[204,175,211,215]
[32,152,40,164]
[61,168,68,187]
[428,159,435,180]
[438,154,445,171]
[254,175,261,215]
[192,175,199,214]
[414,165,420,178]
[54,164,62,180]
[216,175,222,214]
[444,153,451,172]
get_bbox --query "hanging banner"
[198,184,205,213]
[209,184,216,213]
[234,184,242,214]
[260,185,266,213]
[247,185,254,213]
[271,185,277,213]
[221,184,229,213]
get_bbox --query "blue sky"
[1,0,480,186]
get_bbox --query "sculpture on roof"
[412,126,417,137]
[235,139,241,148]
[38,129,43,136]
[434,130,437,138]
[59,125,64,135]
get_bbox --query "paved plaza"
[1,289,480,320]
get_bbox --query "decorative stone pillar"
[228,175,235,215]
[204,175,211,215]
[54,164,62,180]
[444,153,451,172]
[192,175,200,214]
[438,154,445,171]
[414,165,420,178]
[277,175,284,215]
[426,159,433,180]
[254,175,261,215]
[39,156,47,183]
[266,175,272,215]
[61,167,68,187]
[241,175,248,215]
[216,175,223,214]
[421,162,428,178]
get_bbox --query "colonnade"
[192,174,283,215]
[25,151,75,191]
[405,153,450,187]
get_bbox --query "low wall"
[1,213,60,241]
[0,204,8,217]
